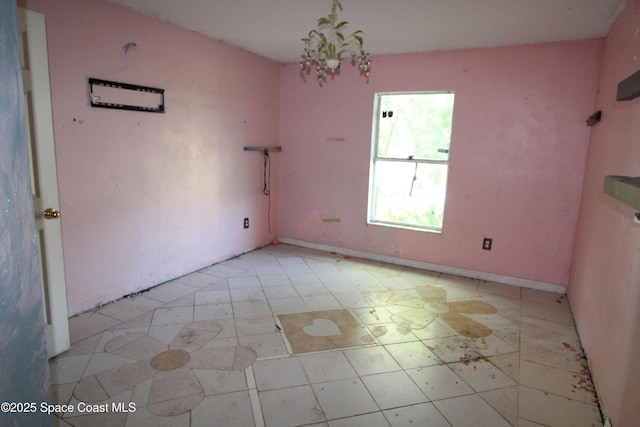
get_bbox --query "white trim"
[278,237,567,294]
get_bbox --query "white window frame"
[367,91,455,233]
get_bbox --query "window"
[368,92,455,232]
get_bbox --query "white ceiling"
[109,0,627,63]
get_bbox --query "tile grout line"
[245,365,265,427]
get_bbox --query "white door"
[18,8,70,358]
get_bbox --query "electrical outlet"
[482,237,492,251]
[243,218,249,229]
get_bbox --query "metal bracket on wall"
[243,146,282,152]
[89,78,165,113]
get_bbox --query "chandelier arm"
[300,0,371,83]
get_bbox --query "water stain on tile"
[378,286,497,338]
[278,309,373,353]
[150,349,191,371]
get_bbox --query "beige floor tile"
[518,385,603,427]
[375,275,418,291]
[187,346,235,370]
[194,289,231,305]
[519,360,598,405]
[333,291,374,309]
[521,300,574,325]
[477,280,523,299]
[450,359,517,392]
[522,288,568,305]
[175,271,219,288]
[294,283,330,297]
[328,412,390,427]
[235,314,279,336]
[268,296,308,314]
[383,402,451,426]
[253,357,308,390]
[193,369,248,395]
[49,354,92,385]
[257,271,292,287]
[73,374,109,402]
[424,335,482,363]
[200,263,247,279]
[263,285,299,299]
[95,328,151,353]
[56,245,605,427]
[384,340,441,369]
[370,322,420,345]
[106,311,153,331]
[148,367,204,416]
[488,352,520,381]
[232,300,272,316]
[69,312,121,344]
[97,296,163,322]
[61,412,127,426]
[106,333,167,361]
[480,385,519,426]
[229,276,262,288]
[230,288,267,302]
[397,266,440,283]
[151,307,194,326]
[344,346,402,376]
[53,415,74,427]
[466,333,518,358]
[148,323,188,345]
[312,378,378,420]
[130,378,152,407]
[434,394,512,427]
[493,326,521,350]
[411,317,458,340]
[84,352,138,383]
[465,312,519,331]
[143,282,198,303]
[51,382,75,405]
[361,370,427,409]
[299,351,358,383]
[193,302,233,321]
[520,336,584,372]
[238,332,287,358]
[58,334,100,357]
[65,388,133,419]
[303,294,342,311]
[351,306,394,325]
[260,385,324,427]
[518,418,547,426]
[124,406,190,427]
[521,316,580,344]
[161,292,197,308]
[93,361,155,398]
[407,364,474,401]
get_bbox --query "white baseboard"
[278,237,567,294]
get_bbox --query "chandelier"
[300,0,371,83]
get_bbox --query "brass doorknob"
[43,208,61,220]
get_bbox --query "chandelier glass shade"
[300,0,371,83]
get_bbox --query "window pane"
[377,93,454,161]
[372,161,448,230]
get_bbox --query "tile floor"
[50,244,604,427]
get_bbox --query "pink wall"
[279,41,601,287]
[20,0,280,315]
[569,1,640,425]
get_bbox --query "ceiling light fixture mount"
[300,0,371,84]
